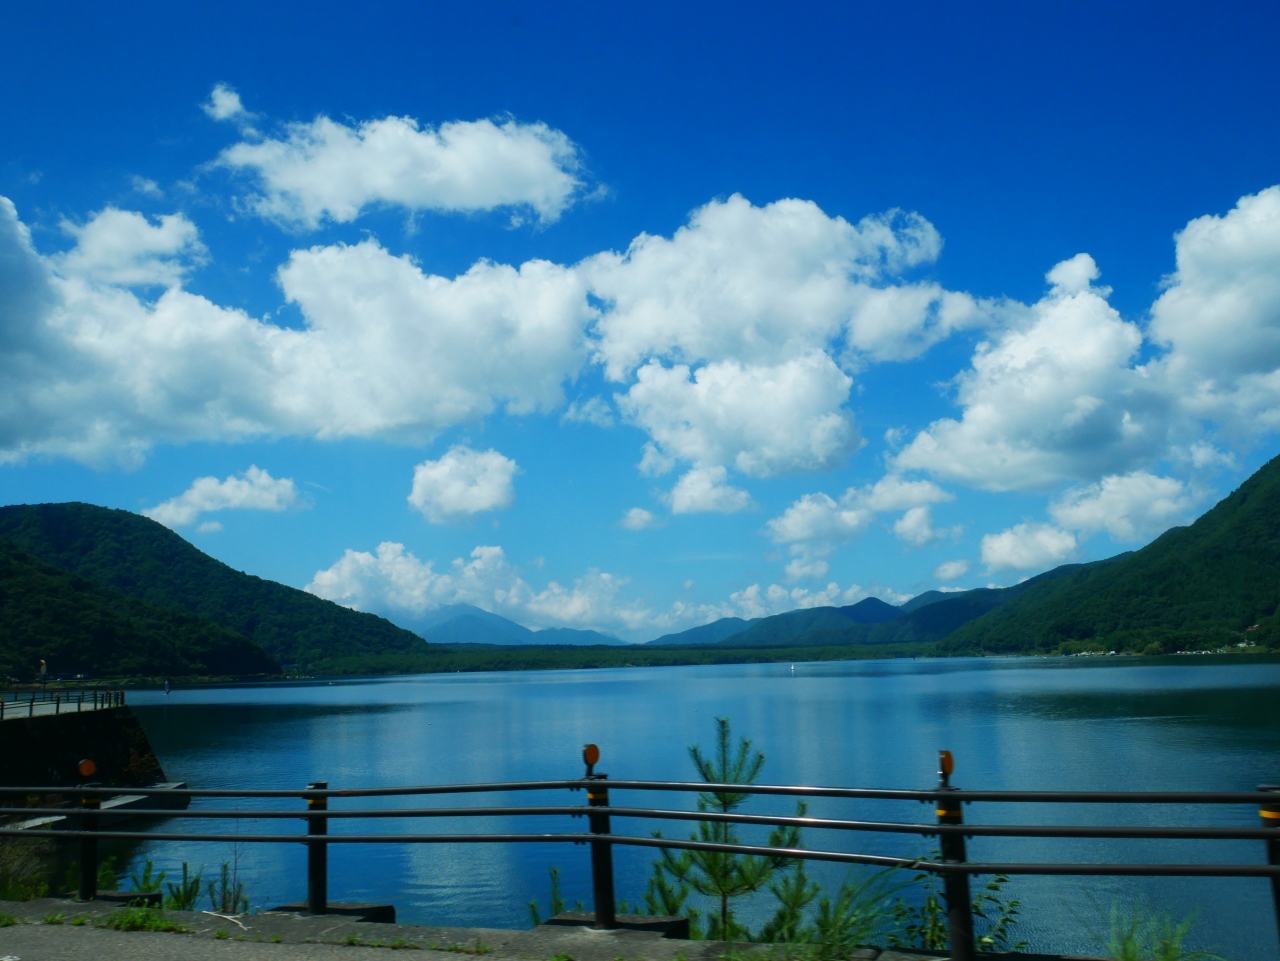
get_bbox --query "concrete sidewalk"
[0,898,1093,961]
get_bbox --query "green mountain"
[942,454,1280,654]
[0,503,424,669]
[0,537,278,678]
[414,604,626,646]
[647,616,761,646]
[681,566,1089,649]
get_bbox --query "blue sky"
[2,1,1279,640]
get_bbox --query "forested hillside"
[0,503,424,668]
[942,453,1280,654]
[0,537,278,678]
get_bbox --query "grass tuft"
[95,906,188,933]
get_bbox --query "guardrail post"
[77,790,100,901]
[29,692,34,717]
[1261,785,1280,946]
[936,750,974,961]
[583,744,616,929]
[306,781,329,914]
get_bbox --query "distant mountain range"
[412,604,625,646]
[3,450,1278,677]
[644,564,1090,649]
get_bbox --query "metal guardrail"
[0,687,124,719]
[2,747,1278,961]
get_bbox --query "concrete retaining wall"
[0,706,166,787]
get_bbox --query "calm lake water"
[126,656,1280,959]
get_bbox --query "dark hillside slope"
[0,503,423,668]
[724,561,1099,649]
[647,617,761,646]
[0,538,278,677]
[942,453,1280,654]
[727,597,903,647]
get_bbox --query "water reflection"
[127,657,1280,958]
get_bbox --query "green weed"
[206,861,249,914]
[0,837,52,901]
[1103,902,1223,961]
[529,865,566,926]
[0,912,19,927]
[62,855,119,895]
[95,906,188,933]
[164,862,203,911]
[42,911,65,924]
[129,858,168,894]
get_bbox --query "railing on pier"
[0,687,125,720]
[2,747,1279,961]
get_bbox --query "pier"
[0,686,125,720]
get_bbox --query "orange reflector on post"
[78,759,96,778]
[939,750,954,778]
[583,743,600,766]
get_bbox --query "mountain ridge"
[941,454,1280,654]
[0,503,425,669]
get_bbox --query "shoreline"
[29,646,1276,690]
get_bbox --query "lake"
[127,655,1280,959]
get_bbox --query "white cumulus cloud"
[130,177,163,198]
[218,114,584,228]
[620,507,659,530]
[766,492,874,545]
[0,199,594,464]
[582,194,985,379]
[1049,471,1198,541]
[934,559,970,581]
[145,465,300,528]
[618,354,859,478]
[55,208,206,287]
[893,254,1166,490]
[893,505,958,547]
[561,396,614,427]
[203,83,249,122]
[1148,185,1280,429]
[766,474,951,551]
[980,522,1076,572]
[306,542,651,634]
[668,466,753,514]
[408,446,518,523]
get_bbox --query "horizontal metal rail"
[3,803,1278,841]
[2,778,1276,804]
[3,827,1279,879]
[10,760,1279,958]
